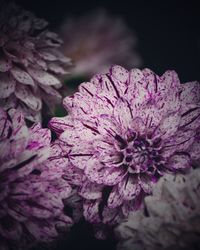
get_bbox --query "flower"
[0,107,72,250]
[0,2,71,122]
[60,9,141,78]
[49,65,200,237]
[115,167,200,250]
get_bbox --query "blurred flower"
[115,167,200,250]
[49,65,200,238]
[0,2,71,122]
[60,9,141,78]
[0,108,72,250]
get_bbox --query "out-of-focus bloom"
[115,168,200,250]
[0,108,72,250]
[49,65,200,237]
[60,9,141,78]
[0,2,71,122]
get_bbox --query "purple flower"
[60,9,141,78]
[0,2,71,122]
[115,168,200,250]
[49,65,200,237]
[0,108,72,250]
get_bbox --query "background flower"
[0,2,71,122]
[60,9,141,79]
[0,108,72,250]
[115,167,200,250]
[49,65,200,238]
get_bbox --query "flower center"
[115,133,164,175]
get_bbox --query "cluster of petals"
[50,65,200,236]
[0,107,72,250]
[115,167,200,250]
[60,9,141,78]
[0,2,71,122]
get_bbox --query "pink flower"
[0,2,71,122]
[0,108,72,250]
[115,167,200,250]
[60,9,141,78]
[49,65,200,237]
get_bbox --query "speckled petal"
[118,176,141,200]
[38,84,62,99]
[107,186,123,208]
[157,113,180,139]
[111,65,129,84]
[180,105,200,130]
[180,81,200,105]
[15,85,42,111]
[0,73,16,98]
[10,67,34,86]
[0,58,12,72]
[83,200,101,223]
[48,63,67,74]
[188,141,200,161]
[84,158,106,184]
[167,154,190,171]
[79,181,102,200]
[62,164,83,186]
[49,116,73,135]
[104,167,127,185]
[113,99,133,131]
[28,67,60,86]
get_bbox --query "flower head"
[115,167,200,250]
[0,2,71,122]
[50,65,200,237]
[60,9,141,78]
[0,108,72,250]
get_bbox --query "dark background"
[16,0,200,83]
[15,0,200,249]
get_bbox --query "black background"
[16,0,200,83]
[14,0,200,249]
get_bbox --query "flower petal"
[107,186,123,208]
[167,153,190,171]
[0,58,12,72]
[0,73,16,98]
[84,158,106,184]
[79,181,102,200]
[113,99,133,131]
[104,167,127,185]
[10,67,34,86]
[83,200,101,223]
[15,85,42,111]
[157,113,180,139]
[28,67,60,86]
[180,81,200,105]
[118,175,141,201]
[49,116,73,135]
[180,105,200,130]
